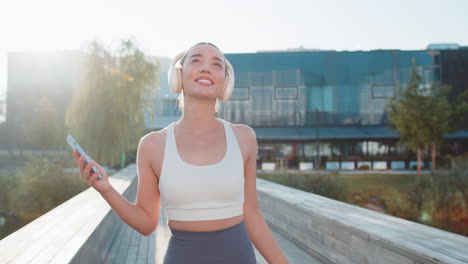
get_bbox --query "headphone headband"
[173,51,232,77]
[168,47,235,102]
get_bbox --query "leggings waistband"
[164,220,256,263]
[169,220,245,239]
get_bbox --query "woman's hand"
[73,149,112,195]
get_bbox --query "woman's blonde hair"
[168,42,235,113]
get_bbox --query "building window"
[235,72,249,88]
[249,72,272,86]
[274,87,298,100]
[251,87,273,112]
[274,70,297,86]
[162,99,177,116]
[433,67,440,82]
[371,85,394,98]
[230,87,250,100]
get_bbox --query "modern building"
[2,46,467,170]
[146,46,468,170]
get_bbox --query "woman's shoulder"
[223,120,256,143]
[137,126,171,179]
[139,124,171,150]
[224,119,255,135]
[223,121,257,161]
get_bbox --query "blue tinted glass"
[372,86,394,98]
[162,100,176,116]
[275,70,297,86]
[231,88,249,100]
[221,50,436,125]
[235,72,248,87]
[251,87,273,111]
[249,72,272,86]
[275,87,298,99]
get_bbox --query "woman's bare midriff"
[168,215,244,232]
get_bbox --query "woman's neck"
[176,98,220,135]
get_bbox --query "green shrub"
[358,165,370,170]
[6,156,88,219]
[426,157,468,219]
[258,172,347,201]
[258,164,468,224]
[305,173,347,200]
[358,189,419,220]
[0,170,18,215]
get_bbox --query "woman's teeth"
[197,79,212,85]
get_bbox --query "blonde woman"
[74,42,288,263]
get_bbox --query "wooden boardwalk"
[5,164,465,263]
[103,207,320,264]
[0,163,319,264]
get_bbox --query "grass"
[336,173,416,196]
[257,172,417,200]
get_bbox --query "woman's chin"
[186,92,219,101]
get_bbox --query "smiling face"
[180,43,227,101]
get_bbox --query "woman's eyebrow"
[189,54,202,59]
[189,53,224,64]
[213,56,224,64]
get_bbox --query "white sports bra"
[158,118,245,221]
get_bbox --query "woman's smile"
[195,76,214,86]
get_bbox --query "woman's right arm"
[75,134,161,236]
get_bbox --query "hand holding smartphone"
[66,135,102,180]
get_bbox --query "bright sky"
[1,0,468,97]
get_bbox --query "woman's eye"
[214,63,222,68]
[191,59,199,63]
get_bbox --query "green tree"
[449,85,468,132]
[386,58,468,175]
[425,84,468,170]
[386,60,432,176]
[65,39,159,167]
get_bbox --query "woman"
[74,42,288,263]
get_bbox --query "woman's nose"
[200,62,211,73]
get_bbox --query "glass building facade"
[219,50,438,126]
[3,48,465,170]
[148,48,468,170]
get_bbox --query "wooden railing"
[0,164,150,263]
[1,164,467,264]
[256,179,468,264]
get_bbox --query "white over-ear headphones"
[168,50,235,101]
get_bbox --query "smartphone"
[66,135,102,180]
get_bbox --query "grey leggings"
[163,220,257,264]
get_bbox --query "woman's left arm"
[241,125,288,264]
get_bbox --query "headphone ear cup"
[168,51,186,94]
[168,66,180,94]
[174,68,182,93]
[220,59,235,101]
